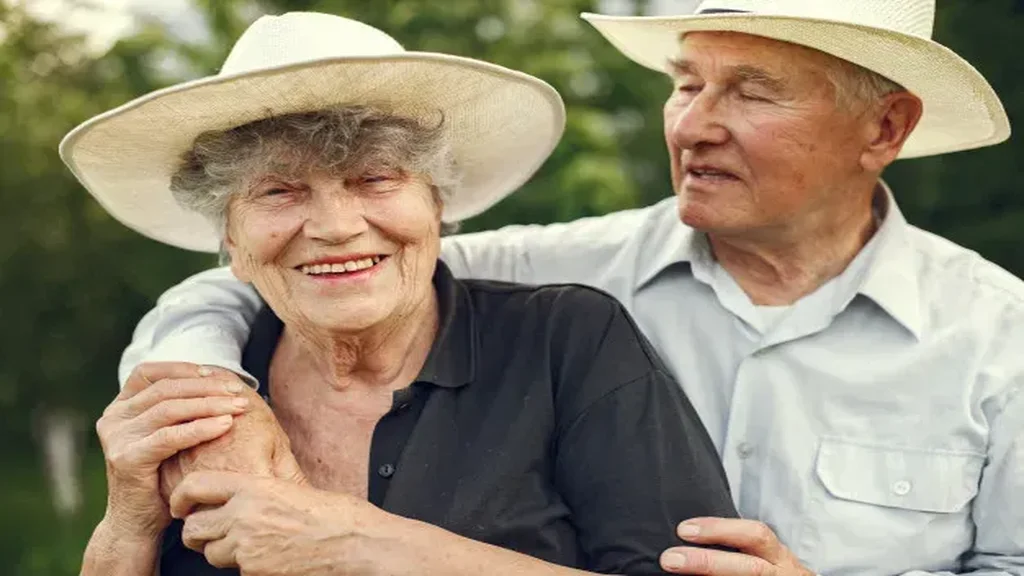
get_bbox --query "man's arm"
[952,380,1024,575]
[883,384,1024,576]
[121,205,657,383]
[118,267,262,387]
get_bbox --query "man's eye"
[678,84,702,94]
[362,175,393,184]
[261,187,291,197]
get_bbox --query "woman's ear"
[223,229,251,283]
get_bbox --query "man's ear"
[860,91,924,172]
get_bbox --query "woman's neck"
[276,287,440,394]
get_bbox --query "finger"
[169,471,249,519]
[181,507,231,551]
[677,518,786,564]
[130,396,249,436]
[115,377,245,419]
[129,415,235,468]
[661,546,774,576]
[203,536,239,569]
[120,362,206,399]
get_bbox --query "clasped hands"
[131,362,815,576]
[121,362,393,575]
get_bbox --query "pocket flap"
[815,438,984,513]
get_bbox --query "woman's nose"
[303,184,369,243]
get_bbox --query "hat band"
[698,8,751,14]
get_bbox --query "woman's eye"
[678,85,701,94]
[264,187,289,196]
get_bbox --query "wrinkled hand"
[170,471,392,575]
[660,518,815,576]
[158,366,306,502]
[96,362,248,539]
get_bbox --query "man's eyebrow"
[730,65,789,92]
[666,58,697,78]
[666,59,789,93]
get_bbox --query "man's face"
[664,32,872,237]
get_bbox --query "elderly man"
[117,1,1022,575]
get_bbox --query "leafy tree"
[0,0,1020,573]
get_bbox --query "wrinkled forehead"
[673,30,838,79]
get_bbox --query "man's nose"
[667,92,730,150]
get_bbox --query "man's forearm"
[80,518,160,576]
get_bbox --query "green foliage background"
[0,0,1020,573]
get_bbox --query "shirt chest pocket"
[799,437,985,572]
[815,437,984,513]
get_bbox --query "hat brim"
[60,53,565,252]
[581,12,1009,159]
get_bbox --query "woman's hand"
[170,471,393,575]
[159,366,307,501]
[96,362,250,540]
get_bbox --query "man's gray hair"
[824,58,906,108]
[170,105,461,262]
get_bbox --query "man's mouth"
[298,255,387,276]
[687,167,738,181]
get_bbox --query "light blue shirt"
[121,187,1024,576]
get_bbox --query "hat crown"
[220,12,406,76]
[695,0,935,38]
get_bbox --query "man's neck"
[708,189,880,306]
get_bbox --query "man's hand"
[660,518,815,576]
[144,363,306,501]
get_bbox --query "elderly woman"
[67,12,736,576]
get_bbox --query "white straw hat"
[582,0,1009,159]
[60,12,565,252]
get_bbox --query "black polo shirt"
[160,261,737,575]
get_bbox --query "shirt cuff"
[118,325,259,390]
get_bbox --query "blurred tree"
[0,0,1020,574]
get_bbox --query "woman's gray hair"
[170,105,461,262]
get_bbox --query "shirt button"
[736,442,755,459]
[892,480,912,496]
[377,463,396,479]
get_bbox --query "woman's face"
[224,165,442,335]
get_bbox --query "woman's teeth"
[301,256,381,275]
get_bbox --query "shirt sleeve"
[118,266,262,388]
[899,311,1024,576]
[440,204,655,285]
[552,298,737,575]
[956,381,1024,575]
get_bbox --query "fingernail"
[662,551,687,570]
[226,381,244,394]
[198,366,213,377]
[215,415,233,426]
[232,397,249,408]
[677,522,701,538]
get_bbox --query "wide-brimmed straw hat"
[582,0,1009,159]
[60,12,565,252]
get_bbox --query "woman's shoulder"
[460,278,667,386]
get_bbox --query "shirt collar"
[636,200,706,289]
[633,183,924,338]
[415,260,477,388]
[856,181,924,339]
[241,260,477,392]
